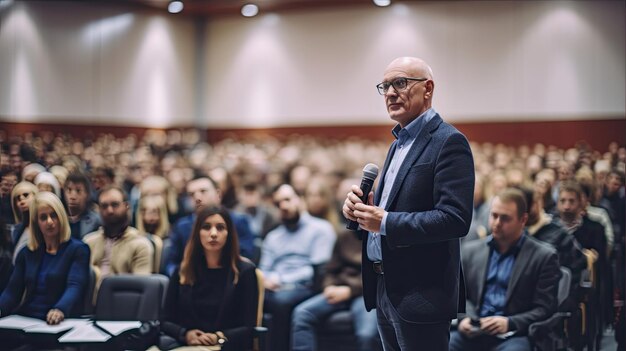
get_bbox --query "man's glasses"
[376,77,428,95]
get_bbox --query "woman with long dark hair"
[161,206,258,350]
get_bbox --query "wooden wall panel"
[1,119,624,153]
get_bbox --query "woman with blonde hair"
[136,195,169,273]
[0,192,90,348]
[161,206,258,351]
[139,175,180,223]
[136,194,170,239]
[10,181,38,263]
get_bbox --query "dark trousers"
[376,275,451,351]
[264,286,313,351]
[449,331,531,351]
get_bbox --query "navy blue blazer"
[0,238,90,319]
[362,114,475,323]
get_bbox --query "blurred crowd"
[0,128,624,350]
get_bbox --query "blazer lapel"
[384,115,442,210]
[505,239,531,303]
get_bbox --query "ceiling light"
[168,1,184,14]
[241,4,259,17]
[373,0,391,7]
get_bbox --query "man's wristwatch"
[216,331,228,345]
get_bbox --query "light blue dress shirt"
[366,108,436,262]
[260,213,336,288]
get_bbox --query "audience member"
[450,188,560,351]
[521,186,586,309]
[291,229,380,351]
[556,181,609,333]
[83,186,153,285]
[165,174,254,276]
[534,168,557,215]
[138,175,180,227]
[0,217,12,294]
[465,173,491,242]
[237,180,279,239]
[304,177,342,232]
[136,194,170,239]
[160,206,258,351]
[10,181,38,263]
[600,170,625,247]
[136,195,167,273]
[0,192,89,349]
[33,171,61,197]
[0,167,18,225]
[64,172,101,239]
[21,163,45,183]
[89,166,115,203]
[260,184,336,351]
[49,165,69,190]
[579,181,614,255]
[210,167,238,210]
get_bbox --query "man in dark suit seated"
[450,188,560,351]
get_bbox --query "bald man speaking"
[343,57,475,350]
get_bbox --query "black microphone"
[347,163,379,231]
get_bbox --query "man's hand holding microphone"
[342,163,385,233]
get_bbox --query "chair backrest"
[159,237,171,275]
[254,268,265,351]
[255,269,264,326]
[580,248,598,289]
[95,274,169,321]
[557,266,571,306]
[83,265,99,315]
[146,234,164,274]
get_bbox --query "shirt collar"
[487,231,527,256]
[391,108,436,140]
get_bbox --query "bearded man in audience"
[83,186,153,284]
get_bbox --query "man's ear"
[520,212,529,226]
[215,188,222,201]
[425,80,435,99]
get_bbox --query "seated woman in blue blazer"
[161,206,259,351]
[0,191,90,322]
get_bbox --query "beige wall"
[1,0,624,128]
[0,1,196,127]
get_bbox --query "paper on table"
[25,318,91,334]
[0,315,46,329]
[95,321,141,336]
[58,322,111,343]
